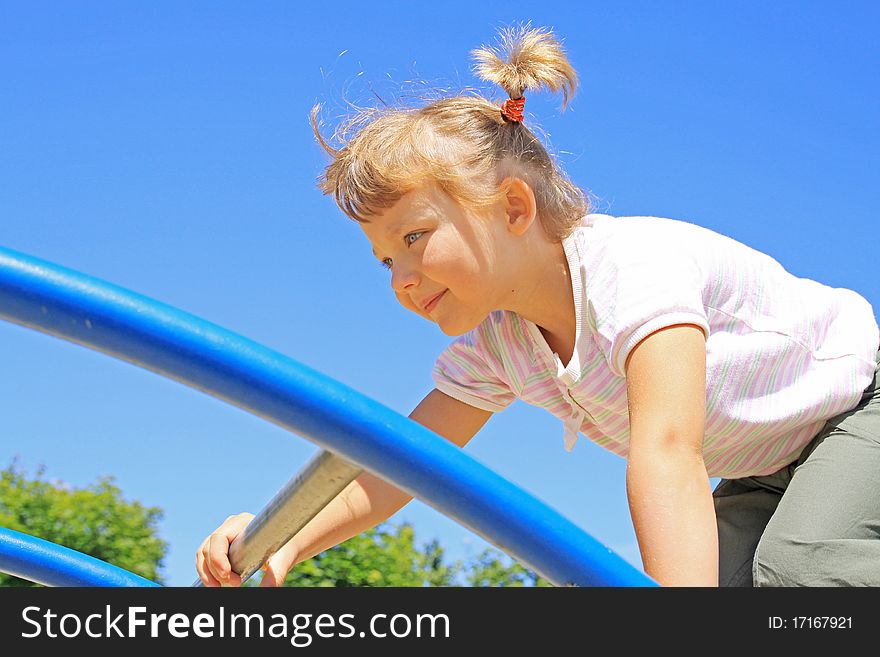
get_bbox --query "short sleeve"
[432,323,517,413]
[587,221,710,377]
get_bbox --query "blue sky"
[1,1,877,586]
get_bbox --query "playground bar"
[0,526,160,587]
[197,450,363,586]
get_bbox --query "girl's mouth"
[423,290,447,312]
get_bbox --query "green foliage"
[0,461,548,588]
[272,522,550,588]
[280,523,457,587]
[0,461,167,587]
[464,549,553,587]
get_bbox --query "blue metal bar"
[0,246,656,587]
[0,527,159,587]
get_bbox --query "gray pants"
[714,348,880,586]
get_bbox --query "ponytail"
[472,24,577,109]
[314,24,589,241]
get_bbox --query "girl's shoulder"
[582,212,705,233]
[576,213,757,262]
[576,213,697,256]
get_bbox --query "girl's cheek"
[395,291,425,318]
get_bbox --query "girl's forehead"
[360,183,497,257]
[365,186,460,234]
[391,184,452,217]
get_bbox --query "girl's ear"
[501,177,538,236]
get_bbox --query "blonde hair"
[312,24,588,241]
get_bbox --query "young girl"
[196,25,880,587]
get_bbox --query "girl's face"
[360,183,511,336]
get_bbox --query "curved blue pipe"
[0,246,655,587]
[0,527,159,587]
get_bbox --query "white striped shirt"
[432,214,879,478]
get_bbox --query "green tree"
[271,522,550,587]
[0,462,167,587]
[464,549,553,587]
[279,523,458,587]
[0,461,550,588]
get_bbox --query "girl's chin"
[434,313,488,337]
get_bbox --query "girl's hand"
[196,512,252,587]
[195,513,300,588]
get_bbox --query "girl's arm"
[624,323,718,587]
[197,388,493,587]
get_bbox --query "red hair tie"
[500,96,525,123]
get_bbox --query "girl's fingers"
[205,531,232,584]
[204,513,253,586]
[196,546,221,587]
[258,540,299,587]
[259,552,292,588]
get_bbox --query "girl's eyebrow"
[385,217,413,238]
[369,200,438,257]
[370,217,417,258]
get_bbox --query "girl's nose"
[390,264,419,293]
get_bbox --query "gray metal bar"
[193,450,362,586]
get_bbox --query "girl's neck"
[503,239,576,363]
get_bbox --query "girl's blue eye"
[404,231,424,247]
[378,232,422,270]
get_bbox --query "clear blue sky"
[1,1,877,586]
